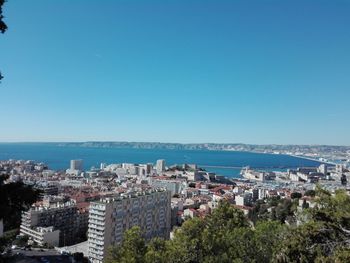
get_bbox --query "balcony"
[88,245,104,255]
[89,224,105,231]
[88,233,104,240]
[89,250,104,260]
[90,210,105,217]
[89,219,105,226]
[89,239,104,246]
[88,228,104,235]
[89,214,105,221]
[90,205,106,212]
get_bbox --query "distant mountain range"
[57,141,350,155]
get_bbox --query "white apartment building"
[66,159,83,175]
[235,192,252,206]
[71,159,83,171]
[20,226,60,247]
[20,196,88,247]
[150,178,186,195]
[88,189,171,263]
[156,159,166,174]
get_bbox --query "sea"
[0,143,323,178]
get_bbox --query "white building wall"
[88,190,171,263]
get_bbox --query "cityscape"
[0,155,349,262]
[1,0,350,262]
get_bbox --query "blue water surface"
[0,143,322,178]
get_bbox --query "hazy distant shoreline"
[0,141,343,167]
[1,141,349,147]
[54,141,350,150]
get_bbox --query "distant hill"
[57,141,350,154]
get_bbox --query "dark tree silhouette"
[0,0,6,33]
[0,0,7,81]
[0,174,42,231]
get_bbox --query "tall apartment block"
[20,196,88,247]
[88,189,171,263]
[156,159,166,174]
[71,159,83,171]
[66,159,84,176]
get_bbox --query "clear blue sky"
[1,0,350,145]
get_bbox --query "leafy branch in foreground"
[106,187,350,263]
[0,174,42,258]
[0,0,7,82]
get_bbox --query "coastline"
[288,154,336,166]
[0,143,334,178]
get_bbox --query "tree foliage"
[0,0,6,34]
[0,0,7,82]
[304,189,316,197]
[0,174,41,262]
[291,192,302,199]
[0,174,42,230]
[274,187,350,263]
[106,189,350,263]
[105,226,146,263]
[144,238,169,263]
[249,196,297,224]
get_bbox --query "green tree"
[291,192,302,199]
[200,201,251,262]
[253,221,286,263]
[302,199,309,209]
[0,229,17,254]
[0,0,7,82]
[331,247,350,263]
[0,175,40,262]
[273,187,350,262]
[13,235,29,247]
[304,190,316,197]
[0,0,6,33]
[0,174,42,230]
[170,217,205,263]
[273,198,297,224]
[105,191,350,263]
[268,196,281,207]
[105,226,146,263]
[248,200,270,224]
[144,238,169,263]
[273,220,350,263]
[312,187,350,229]
[207,200,249,231]
[221,227,255,263]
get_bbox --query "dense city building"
[66,159,84,176]
[88,189,171,263]
[156,159,166,174]
[20,195,88,247]
[2,156,349,260]
[150,177,186,195]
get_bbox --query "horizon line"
[0,140,349,147]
